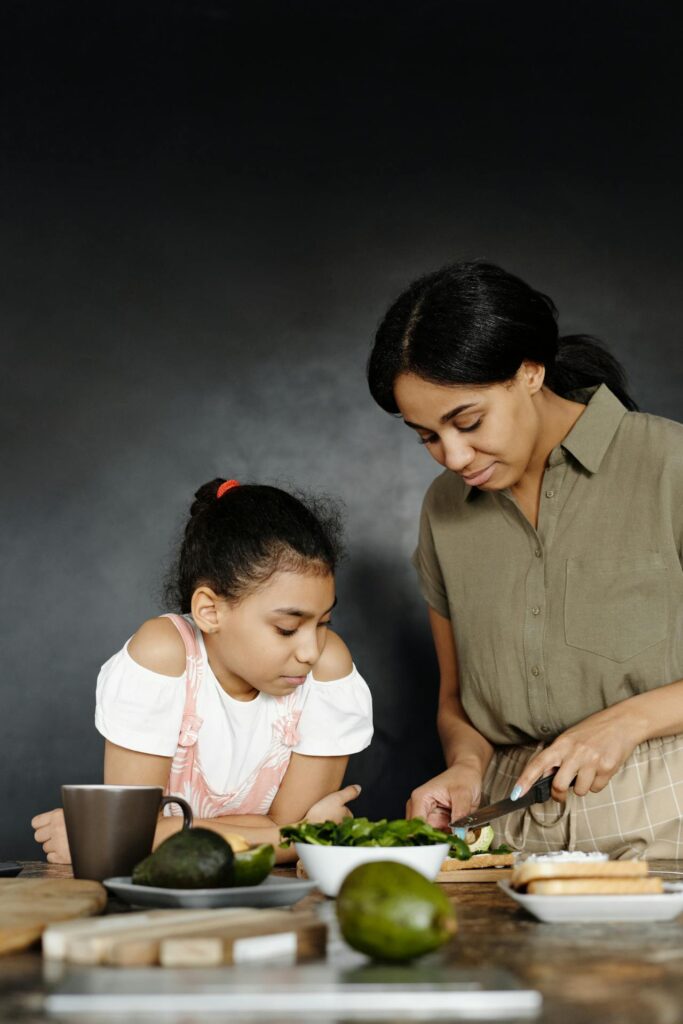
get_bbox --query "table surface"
[4,860,683,1023]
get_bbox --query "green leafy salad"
[280,817,511,860]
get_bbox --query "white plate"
[498,880,683,923]
[103,875,316,909]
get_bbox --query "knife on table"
[450,768,568,831]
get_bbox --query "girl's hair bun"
[189,478,227,518]
[166,481,345,613]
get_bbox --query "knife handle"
[530,770,558,803]
[530,769,577,804]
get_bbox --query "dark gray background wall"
[2,1,682,858]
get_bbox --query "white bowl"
[295,842,450,897]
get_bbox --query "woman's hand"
[31,808,71,864]
[406,763,483,830]
[304,784,362,824]
[512,704,647,802]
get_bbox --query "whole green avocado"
[336,861,457,962]
[132,827,235,889]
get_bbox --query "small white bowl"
[295,842,450,897]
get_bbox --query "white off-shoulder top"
[95,615,373,796]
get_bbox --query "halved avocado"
[467,825,495,854]
[232,844,276,887]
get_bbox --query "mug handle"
[160,794,194,830]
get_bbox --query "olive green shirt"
[412,385,683,745]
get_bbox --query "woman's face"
[393,363,545,491]
[196,569,336,698]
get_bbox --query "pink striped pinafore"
[161,614,303,820]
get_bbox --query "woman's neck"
[510,388,586,527]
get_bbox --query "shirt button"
[531,606,540,616]
[531,665,541,677]
[540,725,551,734]
[545,489,555,498]
[534,548,542,558]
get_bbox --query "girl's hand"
[31,808,72,864]
[512,705,646,802]
[406,763,483,830]
[305,784,362,824]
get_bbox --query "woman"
[368,261,682,858]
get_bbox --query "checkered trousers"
[483,734,683,860]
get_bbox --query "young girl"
[32,479,373,862]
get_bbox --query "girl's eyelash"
[417,419,482,445]
[276,620,332,637]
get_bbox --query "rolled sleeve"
[293,665,373,756]
[95,643,186,756]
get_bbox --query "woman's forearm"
[616,677,683,744]
[154,814,297,863]
[437,702,495,777]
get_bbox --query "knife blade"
[450,769,562,831]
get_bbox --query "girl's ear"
[191,587,222,634]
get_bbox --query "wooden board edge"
[436,867,513,883]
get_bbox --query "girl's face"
[393,363,545,491]
[194,568,336,699]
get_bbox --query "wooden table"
[3,860,683,1022]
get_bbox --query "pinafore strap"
[162,614,302,819]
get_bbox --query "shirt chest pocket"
[564,554,668,663]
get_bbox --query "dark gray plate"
[103,874,316,908]
[0,861,22,877]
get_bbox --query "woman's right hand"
[406,764,483,830]
[304,784,362,824]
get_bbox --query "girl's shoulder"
[127,617,186,677]
[312,629,353,682]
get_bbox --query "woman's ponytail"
[547,335,638,411]
[367,261,639,413]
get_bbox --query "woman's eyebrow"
[403,403,477,431]
[273,597,338,618]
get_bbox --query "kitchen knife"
[450,769,566,831]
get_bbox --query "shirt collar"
[559,384,627,473]
[463,384,627,500]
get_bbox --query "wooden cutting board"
[0,878,107,956]
[436,866,513,883]
[44,906,326,966]
[295,859,512,885]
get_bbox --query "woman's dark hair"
[367,261,637,412]
[165,481,344,613]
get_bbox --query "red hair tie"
[216,479,240,499]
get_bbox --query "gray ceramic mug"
[61,785,193,881]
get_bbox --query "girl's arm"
[33,742,359,864]
[406,606,494,829]
[106,742,356,863]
